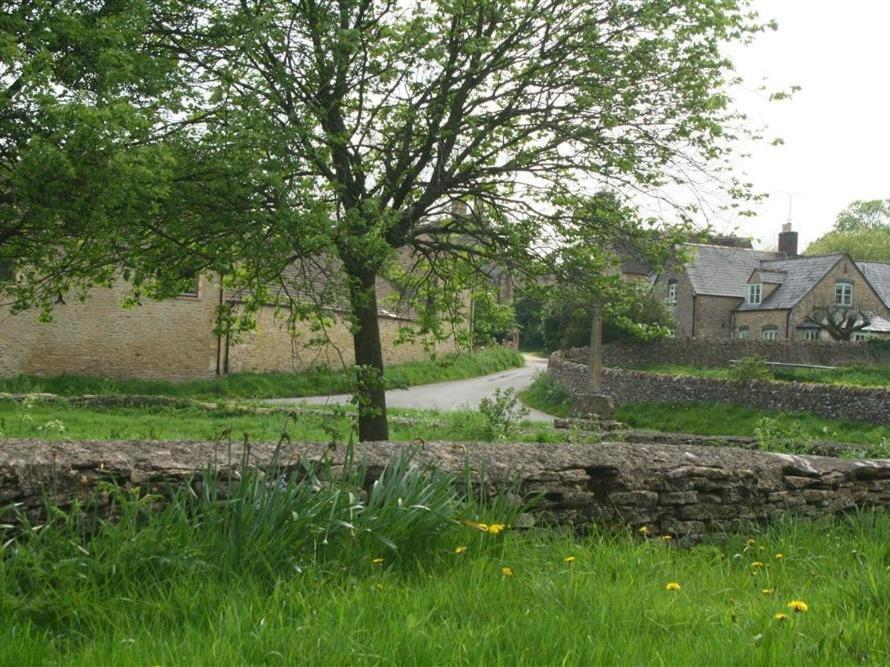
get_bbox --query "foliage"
[753,417,810,454]
[470,286,516,347]
[478,388,530,439]
[727,356,773,382]
[643,362,890,389]
[804,199,890,261]
[3,0,773,441]
[0,348,523,399]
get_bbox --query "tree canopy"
[805,199,890,261]
[3,0,770,440]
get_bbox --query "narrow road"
[265,354,554,421]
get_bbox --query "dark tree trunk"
[348,267,389,441]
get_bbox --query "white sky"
[718,0,890,251]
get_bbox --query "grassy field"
[1,457,887,666]
[0,398,585,445]
[643,363,890,388]
[519,374,890,455]
[0,348,523,399]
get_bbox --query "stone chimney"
[778,223,798,257]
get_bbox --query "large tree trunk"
[348,267,389,442]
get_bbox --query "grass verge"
[0,348,523,399]
[1,469,887,666]
[643,363,890,388]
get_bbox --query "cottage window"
[178,268,200,297]
[801,328,819,341]
[736,326,750,340]
[853,333,870,342]
[761,325,779,341]
[667,280,678,305]
[835,281,853,306]
[747,283,762,305]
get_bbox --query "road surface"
[265,354,554,421]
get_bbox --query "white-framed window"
[853,333,871,342]
[802,328,819,341]
[667,281,678,305]
[736,326,750,340]
[747,283,762,305]
[761,326,779,340]
[835,281,853,306]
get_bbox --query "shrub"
[478,388,529,439]
[753,417,810,454]
[728,355,773,382]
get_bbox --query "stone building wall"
[1,277,460,381]
[581,339,890,369]
[549,350,890,425]
[694,295,740,339]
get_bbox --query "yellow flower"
[661,535,673,542]
[787,600,809,613]
[746,538,756,546]
[773,613,788,622]
[501,566,514,577]
[761,588,776,595]
[372,557,384,566]
[774,553,784,560]
[563,556,576,565]
[454,546,468,555]
[751,561,765,568]
[639,526,650,536]
[487,523,506,535]
[665,582,681,591]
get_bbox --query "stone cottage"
[0,270,459,382]
[656,224,890,340]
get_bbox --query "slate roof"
[684,244,783,298]
[737,255,843,311]
[856,262,890,309]
[758,270,787,284]
[864,314,890,333]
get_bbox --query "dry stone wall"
[592,339,890,369]
[549,351,890,425]
[1,438,888,540]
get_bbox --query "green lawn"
[643,363,890,388]
[1,462,887,666]
[0,347,523,399]
[0,399,585,446]
[519,374,890,455]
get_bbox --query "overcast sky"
[717,0,890,251]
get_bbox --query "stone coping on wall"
[1,438,888,540]
[548,351,890,425]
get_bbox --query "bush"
[478,388,529,439]
[753,417,810,454]
[727,355,773,382]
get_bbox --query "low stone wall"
[564,339,890,369]
[1,439,888,540]
[548,351,890,425]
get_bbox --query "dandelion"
[501,566,514,577]
[774,553,784,560]
[661,535,673,543]
[564,556,576,565]
[665,582,681,591]
[454,546,468,555]
[750,561,765,568]
[372,557,384,566]
[773,613,788,622]
[639,526,650,536]
[787,600,809,613]
[487,523,506,535]
[762,588,776,595]
[746,538,756,546]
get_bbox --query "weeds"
[478,388,529,439]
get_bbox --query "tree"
[803,305,872,342]
[805,199,890,261]
[5,1,768,441]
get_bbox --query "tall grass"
[643,363,890,388]
[0,348,524,399]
